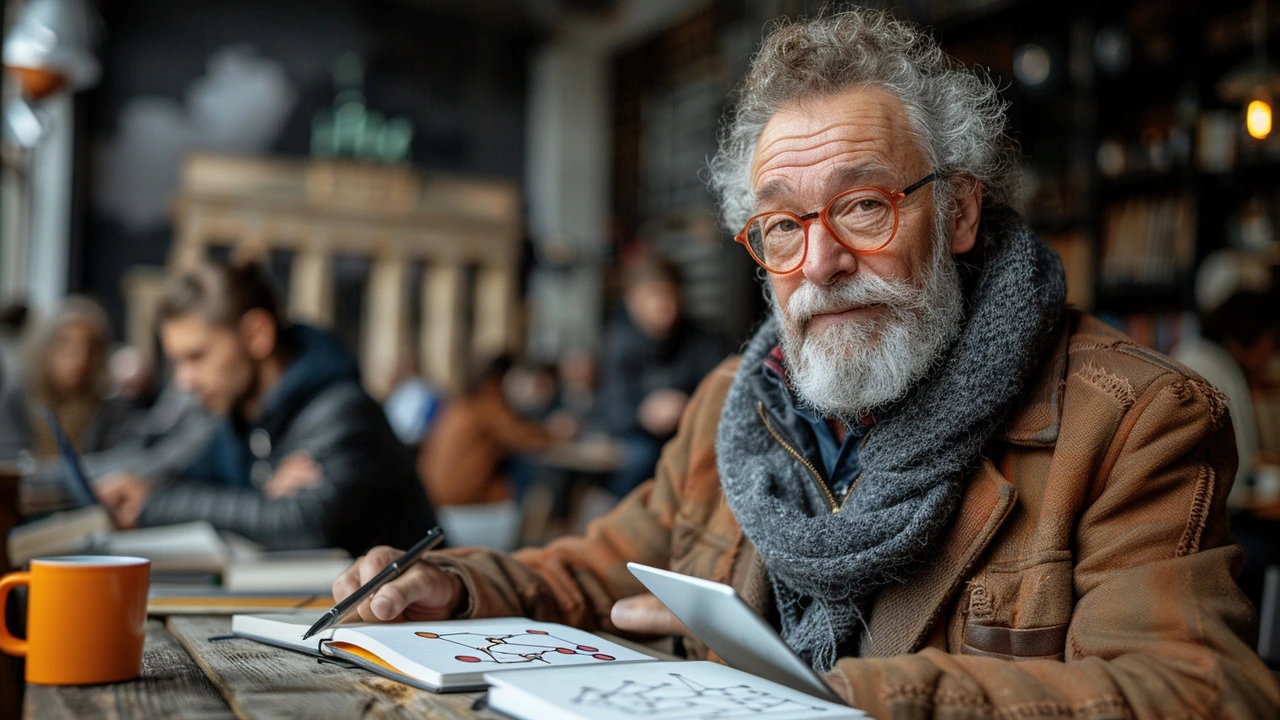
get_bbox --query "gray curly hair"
[707,8,1017,235]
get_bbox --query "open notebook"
[485,660,866,720]
[231,613,659,692]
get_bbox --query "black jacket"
[140,325,436,555]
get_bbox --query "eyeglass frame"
[733,172,939,274]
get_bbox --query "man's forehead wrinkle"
[754,120,898,167]
[752,117,868,158]
[754,137,890,175]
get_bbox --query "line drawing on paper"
[572,673,831,718]
[415,628,617,665]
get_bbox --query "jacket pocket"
[958,552,1073,660]
[961,622,1068,661]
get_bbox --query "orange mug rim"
[30,556,150,569]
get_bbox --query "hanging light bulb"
[1248,87,1273,139]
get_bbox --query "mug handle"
[0,572,29,657]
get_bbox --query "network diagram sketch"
[414,628,618,665]
[572,672,834,718]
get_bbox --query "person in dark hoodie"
[597,256,722,497]
[96,261,436,556]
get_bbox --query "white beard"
[769,226,965,421]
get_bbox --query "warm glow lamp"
[1248,94,1273,139]
[1219,0,1280,140]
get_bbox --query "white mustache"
[785,274,925,326]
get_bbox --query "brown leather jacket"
[427,312,1280,718]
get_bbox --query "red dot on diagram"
[555,648,577,655]
[526,629,549,635]
[456,655,482,663]
[577,645,598,652]
[592,654,616,661]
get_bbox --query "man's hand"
[332,545,467,622]
[610,593,691,638]
[263,451,322,499]
[638,389,689,437]
[96,472,153,529]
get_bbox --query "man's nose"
[800,221,859,286]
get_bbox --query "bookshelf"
[931,0,1280,354]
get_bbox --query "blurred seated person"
[0,296,132,462]
[96,261,435,555]
[599,257,722,496]
[1173,291,1280,506]
[420,354,574,507]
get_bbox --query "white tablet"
[626,562,845,704]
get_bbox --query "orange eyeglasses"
[734,172,937,274]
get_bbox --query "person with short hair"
[334,10,1279,716]
[598,256,722,497]
[97,261,436,556]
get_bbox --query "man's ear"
[949,178,983,255]
[239,309,278,362]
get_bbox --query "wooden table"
[23,617,671,719]
[23,616,507,719]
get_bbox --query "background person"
[419,354,575,507]
[0,296,132,462]
[597,256,722,497]
[96,261,436,555]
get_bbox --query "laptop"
[627,562,845,704]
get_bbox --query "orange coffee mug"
[0,556,150,685]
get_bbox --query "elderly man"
[335,10,1279,717]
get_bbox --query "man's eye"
[766,218,801,235]
[855,198,886,212]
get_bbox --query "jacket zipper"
[757,402,843,514]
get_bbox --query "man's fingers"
[370,581,411,621]
[333,548,398,603]
[610,594,690,637]
[357,546,402,584]
[332,559,363,602]
[332,548,462,624]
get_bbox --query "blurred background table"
[520,438,625,544]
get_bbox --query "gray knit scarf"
[716,211,1066,672]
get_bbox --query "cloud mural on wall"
[94,44,297,232]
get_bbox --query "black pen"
[302,526,445,640]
